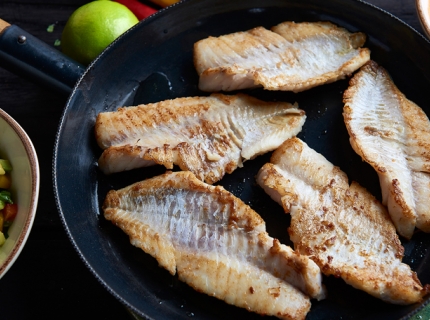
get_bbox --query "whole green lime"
[61,1,139,65]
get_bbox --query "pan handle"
[0,19,85,96]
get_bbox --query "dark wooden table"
[0,0,426,319]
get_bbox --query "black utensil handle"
[0,21,85,95]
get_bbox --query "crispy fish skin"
[95,93,305,184]
[256,138,428,305]
[343,61,430,239]
[194,21,370,92]
[103,171,326,320]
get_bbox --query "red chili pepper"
[115,0,158,20]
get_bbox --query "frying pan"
[1,0,430,319]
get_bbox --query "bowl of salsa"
[0,108,39,279]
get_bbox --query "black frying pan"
[2,0,430,319]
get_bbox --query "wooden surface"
[0,0,426,319]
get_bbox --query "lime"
[61,1,139,65]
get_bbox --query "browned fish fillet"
[95,93,305,184]
[256,137,428,305]
[103,170,326,320]
[343,61,430,239]
[194,21,370,92]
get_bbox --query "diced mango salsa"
[0,156,16,246]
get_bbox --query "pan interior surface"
[54,0,430,319]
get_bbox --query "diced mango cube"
[0,174,11,189]
[0,231,5,246]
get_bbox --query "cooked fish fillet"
[95,93,305,184]
[194,21,370,92]
[256,137,428,305]
[343,61,430,239]
[103,170,326,320]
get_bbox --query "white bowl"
[0,108,39,279]
[417,0,430,39]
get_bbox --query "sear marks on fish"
[95,93,305,184]
[256,137,429,305]
[102,170,326,320]
[194,21,370,93]
[343,61,430,239]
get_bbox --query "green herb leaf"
[0,191,13,204]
